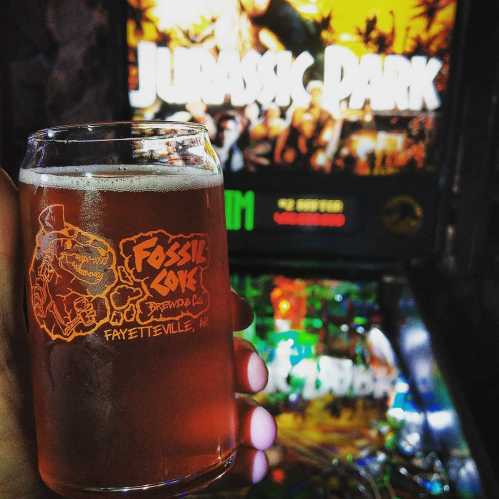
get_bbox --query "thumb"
[0,168,22,318]
[0,168,41,498]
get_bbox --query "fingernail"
[251,406,276,450]
[248,352,268,392]
[252,450,268,484]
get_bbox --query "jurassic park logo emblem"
[29,205,210,342]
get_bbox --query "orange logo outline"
[119,229,210,325]
[29,205,118,342]
[29,205,211,342]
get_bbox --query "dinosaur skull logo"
[29,205,118,342]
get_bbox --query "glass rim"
[28,121,208,144]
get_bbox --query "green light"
[304,318,323,328]
[353,316,368,325]
[225,190,255,231]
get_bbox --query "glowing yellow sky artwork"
[128,0,457,55]
[288,0,456,55]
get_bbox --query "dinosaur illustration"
[29,204,118,342]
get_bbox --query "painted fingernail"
[248,352,268,392]
[251,406,276,450]
[252,450,268,484]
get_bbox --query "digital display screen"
[127,0,457,176]
[225,190,355,232]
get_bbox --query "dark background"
[2,0,499,495]
[0,0,129,179]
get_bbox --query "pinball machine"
[131,0,497,497]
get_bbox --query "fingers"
[231,291,266,393]
[206,448,269,493]
[234,337,268,393]
[0,168,19,261]
[237,398,276,451]
[229,448,269,485]
[0,168,24,338]
[221,399,275,487]
[0,171,42,497]
[231,290,253,331]
[200,399,276,493]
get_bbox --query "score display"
[225,190,355,233]
[274,197,346,228]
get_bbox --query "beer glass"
[19,122,237,497]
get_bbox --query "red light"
[273,211,346,228]
[272,468,286,483]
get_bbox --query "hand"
[228,291,276,487]
[0,168,275,498]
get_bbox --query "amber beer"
[19,123,237,498]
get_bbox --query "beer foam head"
[19,165,222,192]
